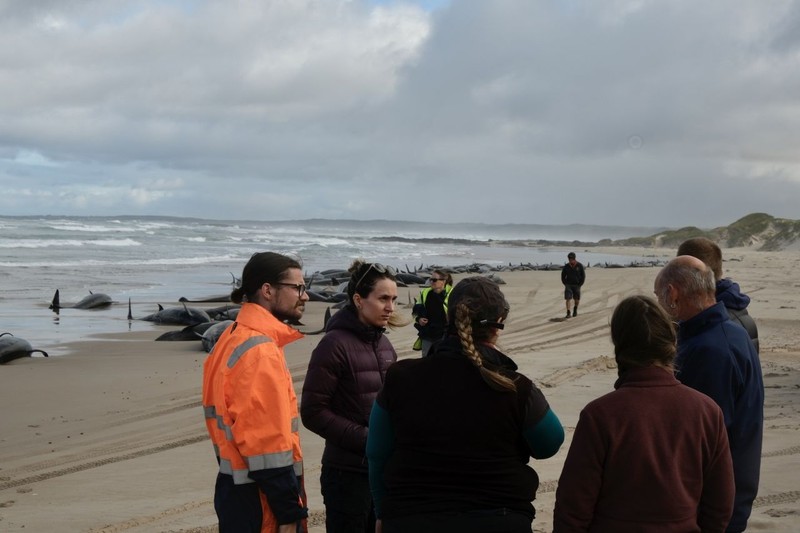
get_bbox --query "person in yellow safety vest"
[412,269,453,357]
[203,252,311,533]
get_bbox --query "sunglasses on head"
[478,319,505,330]
[355,263,397,290]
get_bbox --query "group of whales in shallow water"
[1,265,436,364]
[3,259,664,364]
[1,290,114,364]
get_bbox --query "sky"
[1,0,799,228]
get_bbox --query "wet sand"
[1,247,798,532]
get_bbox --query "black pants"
[320,465,375,533]
[214,473,262,532]
[382,509,532,533]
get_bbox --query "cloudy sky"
[1,0,799,228]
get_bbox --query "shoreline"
[0,246,668,357]
[1,248,798,532]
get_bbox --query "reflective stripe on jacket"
[414,285,451,317]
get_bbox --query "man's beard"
[273,304,304,325]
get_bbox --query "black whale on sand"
[50,289,113,310]
[0,333,49,364]
[129,300,211,326]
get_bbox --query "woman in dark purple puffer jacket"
[301,259,404,533]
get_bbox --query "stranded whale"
[50,289,113,310]
[0,333,49,364]
[128,299,212,326]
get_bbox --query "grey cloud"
[0,0,798,227]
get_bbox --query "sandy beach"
[1,247,798,532]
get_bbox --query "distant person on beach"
[202,252,310,533]
[655,256,764,533]
[677,237,760,353]
[367,276,564,533]
[553,295,735,532]
[561,252,586,318]
[412,269,453,356]
[301,260,403,533]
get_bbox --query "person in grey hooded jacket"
[677,237,759,353]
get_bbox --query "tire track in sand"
[2,424,207,478]
[762,445,800,458]
[2,397,206,478]
[87,499,212,533]
[753,491,800,507]
[0,434,207,492]
[536,356,617,388]
[95,508,325,533]
[537,479,558,494]
[508,322,611,353]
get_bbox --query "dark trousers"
[382,509,532,533]
[320,465,375,533]
[214,472,262,532]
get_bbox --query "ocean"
[0,215,665,356]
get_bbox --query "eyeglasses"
[355,263,397,290]
[274,282,307,297]
[429,277,444,282]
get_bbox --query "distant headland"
[478,213,800,252]
[608,213,800,251]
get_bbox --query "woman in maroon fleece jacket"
[553,295,735,533]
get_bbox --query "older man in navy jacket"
[655,256,764,533]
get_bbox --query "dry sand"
[1,247,798,532]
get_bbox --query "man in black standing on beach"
[561,252,585,318]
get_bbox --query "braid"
[456,303,482,369]
[455,303,517,392]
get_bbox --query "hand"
[418,318,429,326]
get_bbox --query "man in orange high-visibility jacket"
[203,252,311,532]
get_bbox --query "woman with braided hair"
[367,276,564,533]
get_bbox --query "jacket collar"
[614,365,679,390]
[234,302,304,347]
[325,304,386,343]
[433,335,519,372]
[677,301,729,342]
